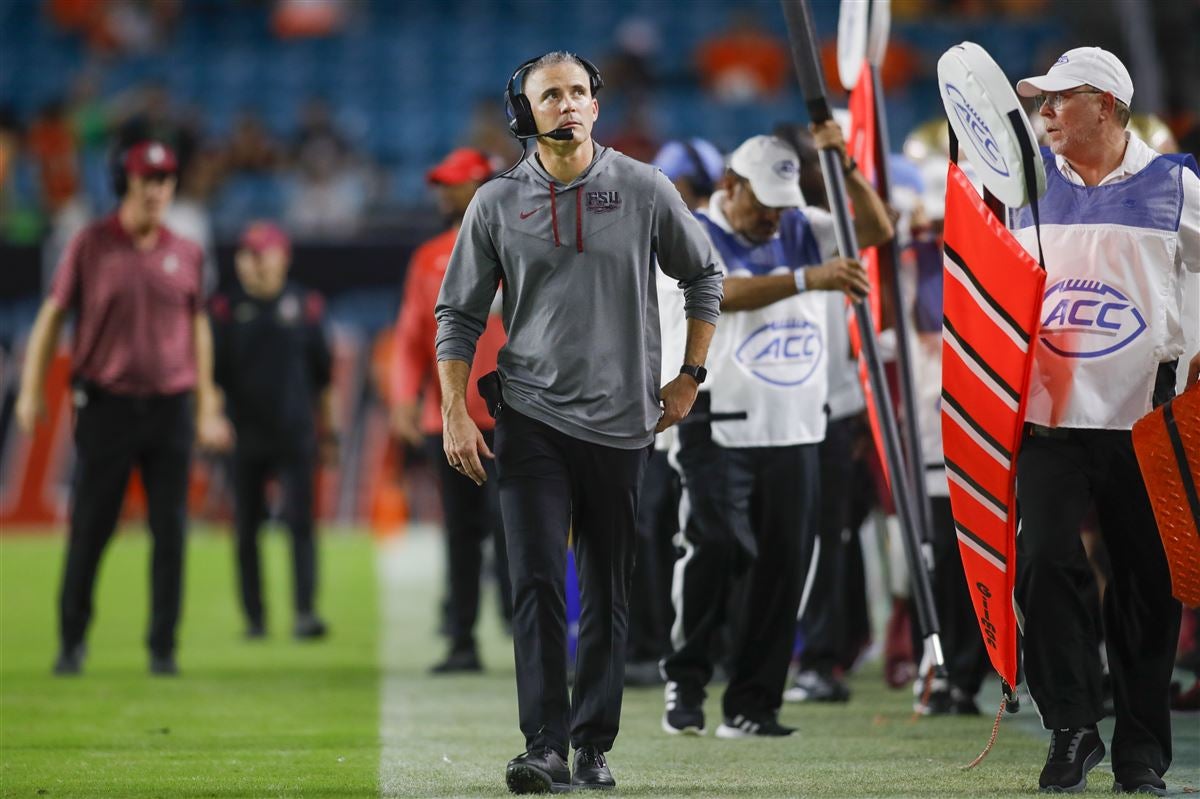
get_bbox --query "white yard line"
[377,524,440,798]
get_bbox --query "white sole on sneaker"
[715,723,748,739]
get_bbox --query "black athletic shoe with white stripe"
[662,680,706,735]
[1038,726,1104,793]
[715,713,796,738]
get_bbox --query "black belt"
[1025,423,1069,440]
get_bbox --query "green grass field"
[2,526,1197,798]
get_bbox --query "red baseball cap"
[240,220,291,254]
[125,140,178,177]
[426,148,492,185]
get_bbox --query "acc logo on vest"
[734,319,823,387]
[1039,279,1146,359]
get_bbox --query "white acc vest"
[696,199,833,448]
[1011,150,1189,430]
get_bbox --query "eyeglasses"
[1033,89,1104,110]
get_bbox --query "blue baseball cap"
[652,138,724,186]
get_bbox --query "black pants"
[626,449,678,664]
[664,399,820,719]
[232,445,318,625]
[1016,428,1180,775]
[797,414,872,674]
[60,388,193,657]
[495,407,647,758]
[425,431,511,653]
[928,496,990,695]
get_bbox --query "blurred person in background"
[661,128,889,739]
[651,138,724,212]
[1010,48,1198,795]
[435,51,722,793]
[284,107,368,238]
[15,140,230,677]
[208,221,337,641]
[26,99,81,216]
[695,9,789,103]
[390,147,511,674]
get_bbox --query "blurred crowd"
[11,0,1197,257]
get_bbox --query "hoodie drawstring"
[575,189,583,253]
[549,182,561,248]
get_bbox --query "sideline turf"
[380,532,1200,798]
[3,527,1196,798]
[1,526,378,798]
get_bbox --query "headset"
[505,53,604,141]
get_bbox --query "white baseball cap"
[727,135,805,208]
[1016,47,1133,107]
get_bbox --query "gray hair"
[525,51,595,94]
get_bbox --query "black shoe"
[293,613,328,640]
[715,713,796,738]
[505,747,570,794]
[572,745,616,790]
[784,669,850,702]
[430,649,482,674]
[149,654,179,676]
[53,643,86,676]
[662,681,706,735]
[245,621,266,640]
[1038,726,1104,793]
[1113,767,1166,796]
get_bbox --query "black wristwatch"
[679,364,707,384]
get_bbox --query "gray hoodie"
[435,145,723,449]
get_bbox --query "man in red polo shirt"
[16,140,230,677]
[391,147,510,673]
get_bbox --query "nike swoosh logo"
[519,206,545,220]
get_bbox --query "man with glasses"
[1010,47,1200,796]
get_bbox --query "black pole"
[780,0,944,668]
[869,62,937,558]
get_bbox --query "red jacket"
[391,227,505,433]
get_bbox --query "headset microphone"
[516,128,575,141]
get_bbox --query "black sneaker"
[715,713,796,738]
[245,621,266,640]
[293,613,328,640]
[430,649,482,674]
[571,746,616,791]
[1038,726,1104,793]
[53,643,86,676]
[1113,767,1167,796]
[149,653,179,676]
[784,669,850,702]
[505,747,570,794]
[662,681,706,735]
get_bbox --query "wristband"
[793,269,807,293]
[843,157,858,176]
